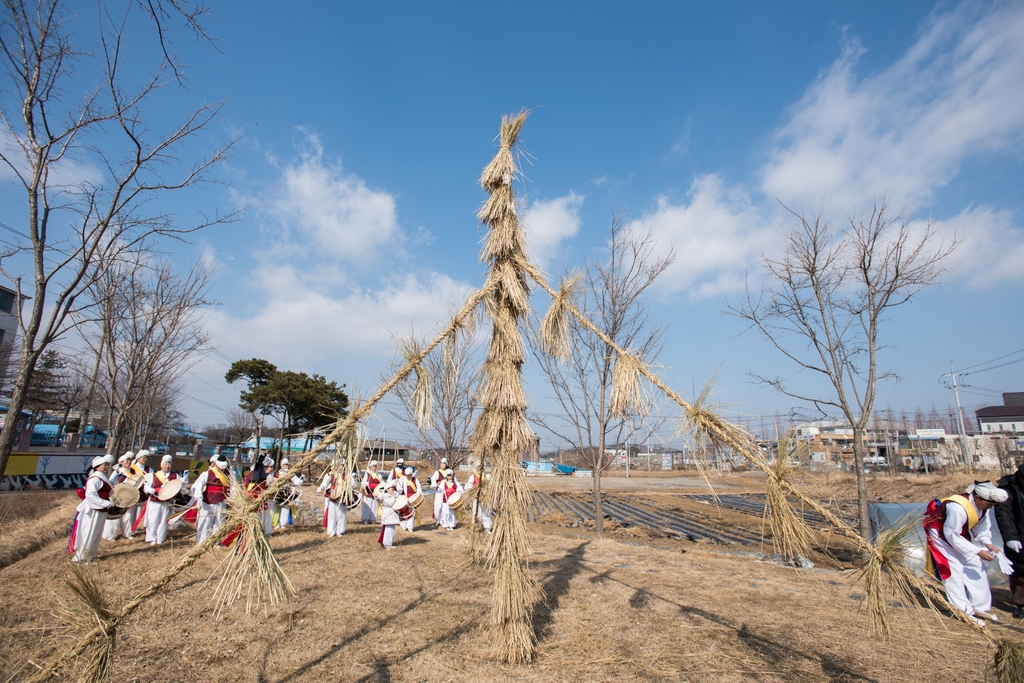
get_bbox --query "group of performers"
[69,451,491,562]
[347,457,491,548]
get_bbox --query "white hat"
[103,454,116,466]
[281,458,289,466]
[444,469,454,477]
[369,460,378,467]
[91,455,108,468]
[397,458,405,464]
[440,458,449,464]
[404,466,414,475]
[970,481,1009,504]
[209,454,219,463]
[161,455,173,465]
[118,452,133,463]
[211,455,229,468]
[384,480,397,490]
[134,449,150,459]
[262,456,274,467]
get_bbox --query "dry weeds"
[0,501,1005,683]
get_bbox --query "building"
[976,393,1024,434]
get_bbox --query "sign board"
[916,429,946,437]
[662,454,672,470]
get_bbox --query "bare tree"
[225,407,257,445]
[92,254,212,453]
[729,200,957,542]
[389,325,482,468]
[531,217,675,537]
[0,0,238,476]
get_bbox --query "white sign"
[916,429,946,437]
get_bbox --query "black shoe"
[1012,606,1024,619]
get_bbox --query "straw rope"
[31,279,497,682]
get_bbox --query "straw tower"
[475,110,542,663]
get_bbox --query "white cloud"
[522,192,584,271]
[762,2,1024,211]
[268,130,401,266]
[206,266,470,367]
[626,174,767,297]
[931,205,1024,289]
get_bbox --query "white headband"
[969,481,1008,503]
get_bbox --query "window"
[0,290,12,313]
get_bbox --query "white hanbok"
[142,472,176,544]
[926,494,995,617]
[192,469,228,544]
[317,472,348,537]
[438,478,463,530]
[72,472,113,563]
[430,469,445,525]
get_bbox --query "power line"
[958,347,1024,373]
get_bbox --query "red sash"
[923,494,978,581]
[443,481,458,502]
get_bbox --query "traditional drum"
[447,490,465,510]
[157,478,192,507]
[275,483,302,507]
[407,489,424,509]
[108,483,140,519]
[392,495,413,521]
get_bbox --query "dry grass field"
[0,472,1014,682]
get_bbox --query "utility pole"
[941,362,972,470]
[625,440,629,478]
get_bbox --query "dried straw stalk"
[32,279,498,683]
[608,350,649,419]
[538,271,580,362]
[765,435,813,565]
[212,483,294,617]
[474,110,543,663]
[399,337,434,430]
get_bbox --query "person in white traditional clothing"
[465,466,493,534]
[142,455,179,545]
[127,450,152,537]
[924,481,1009,624]
[192,454,231,544]
[397,466,421,532]
[245,455,275,536]
[317,467,348,537]
[386,458,405,484]
[271,458,304,530]
[360,460,383,524]
[438,469,462,531]
[430,458,449,527]
[70,455,116,563]
[102,452,133,541]
[377,480,401,549]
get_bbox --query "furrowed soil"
[0,473,1012,682]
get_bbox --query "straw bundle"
[765,436,813,565]
[59,564,116,683]
[474,110,543,663]
[854,514,936,639]
[211,483,294,617]
[995,641,1024,683]
[399,337,434,430]
[539,272,580,362]
[608,350,649,418]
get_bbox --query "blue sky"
[4,1,1024,445]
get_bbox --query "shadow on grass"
[582,563,879,682]
[532,540,590,642]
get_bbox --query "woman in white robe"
[70,455,116,563]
